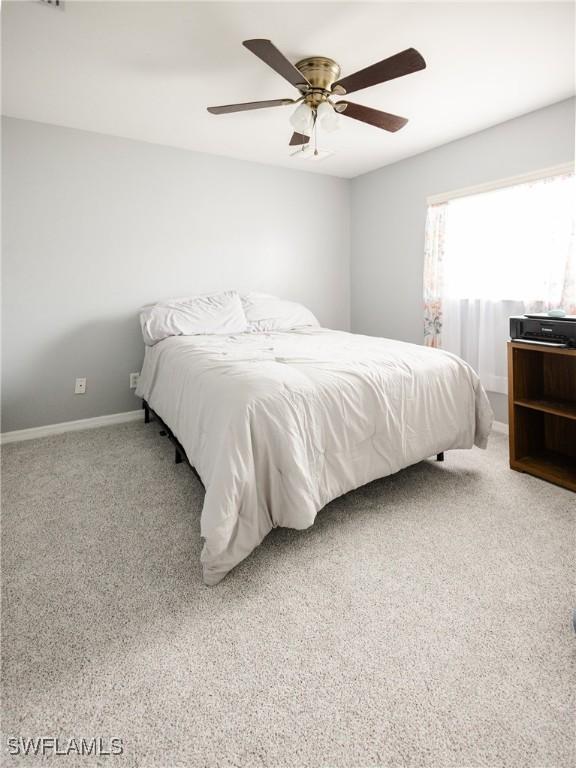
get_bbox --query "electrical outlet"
[129,372,140,389]
[75,377,87,394]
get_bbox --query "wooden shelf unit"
[508,341,576,492]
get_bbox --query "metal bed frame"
[142,399,444,489]
[143,400,205,489]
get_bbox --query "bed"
[136,319,493,585]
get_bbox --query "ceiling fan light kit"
[207,39,426,155]
[289,102,314,136]
[316,100,339,132]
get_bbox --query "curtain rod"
[427,162,575,206]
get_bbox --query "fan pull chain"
[313,110,319,156]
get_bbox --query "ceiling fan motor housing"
[295,57,341,105]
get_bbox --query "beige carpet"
[2,422,574,768]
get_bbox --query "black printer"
[510,314,576,347]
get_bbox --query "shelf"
[514,398,576,421]
[509,341,576,357]
[508,343,576,492]
[512,451,576,492]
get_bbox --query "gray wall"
[350,98,575,422]
[2,117,350,432]
[4,101,574,432]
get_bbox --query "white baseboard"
[492,420,509,435]
[1,411,510,445]
[1,409,143,445]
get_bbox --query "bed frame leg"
[175,446,183,464]
[436,452,444,462]
[143,401,150,424]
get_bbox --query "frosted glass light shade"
[317,101,339,132]
[289,102,314,136]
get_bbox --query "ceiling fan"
[207,39,426,151]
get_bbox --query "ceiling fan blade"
[243,39,310,91]
[332,48,426,95]
[289,132,310,146]
[337,101,408,132]
[207,98,294,115]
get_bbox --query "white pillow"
[241,293,320,333]
[140,290,247,346]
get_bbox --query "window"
[424,167,575,394]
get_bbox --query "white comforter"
[136,328,493,585]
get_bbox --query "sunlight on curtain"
[423,171,575,393]
[423,203,447,348]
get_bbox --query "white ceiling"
[2,1,574,178]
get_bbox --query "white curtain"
[424,171,575,394]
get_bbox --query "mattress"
[136,328,493,584]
